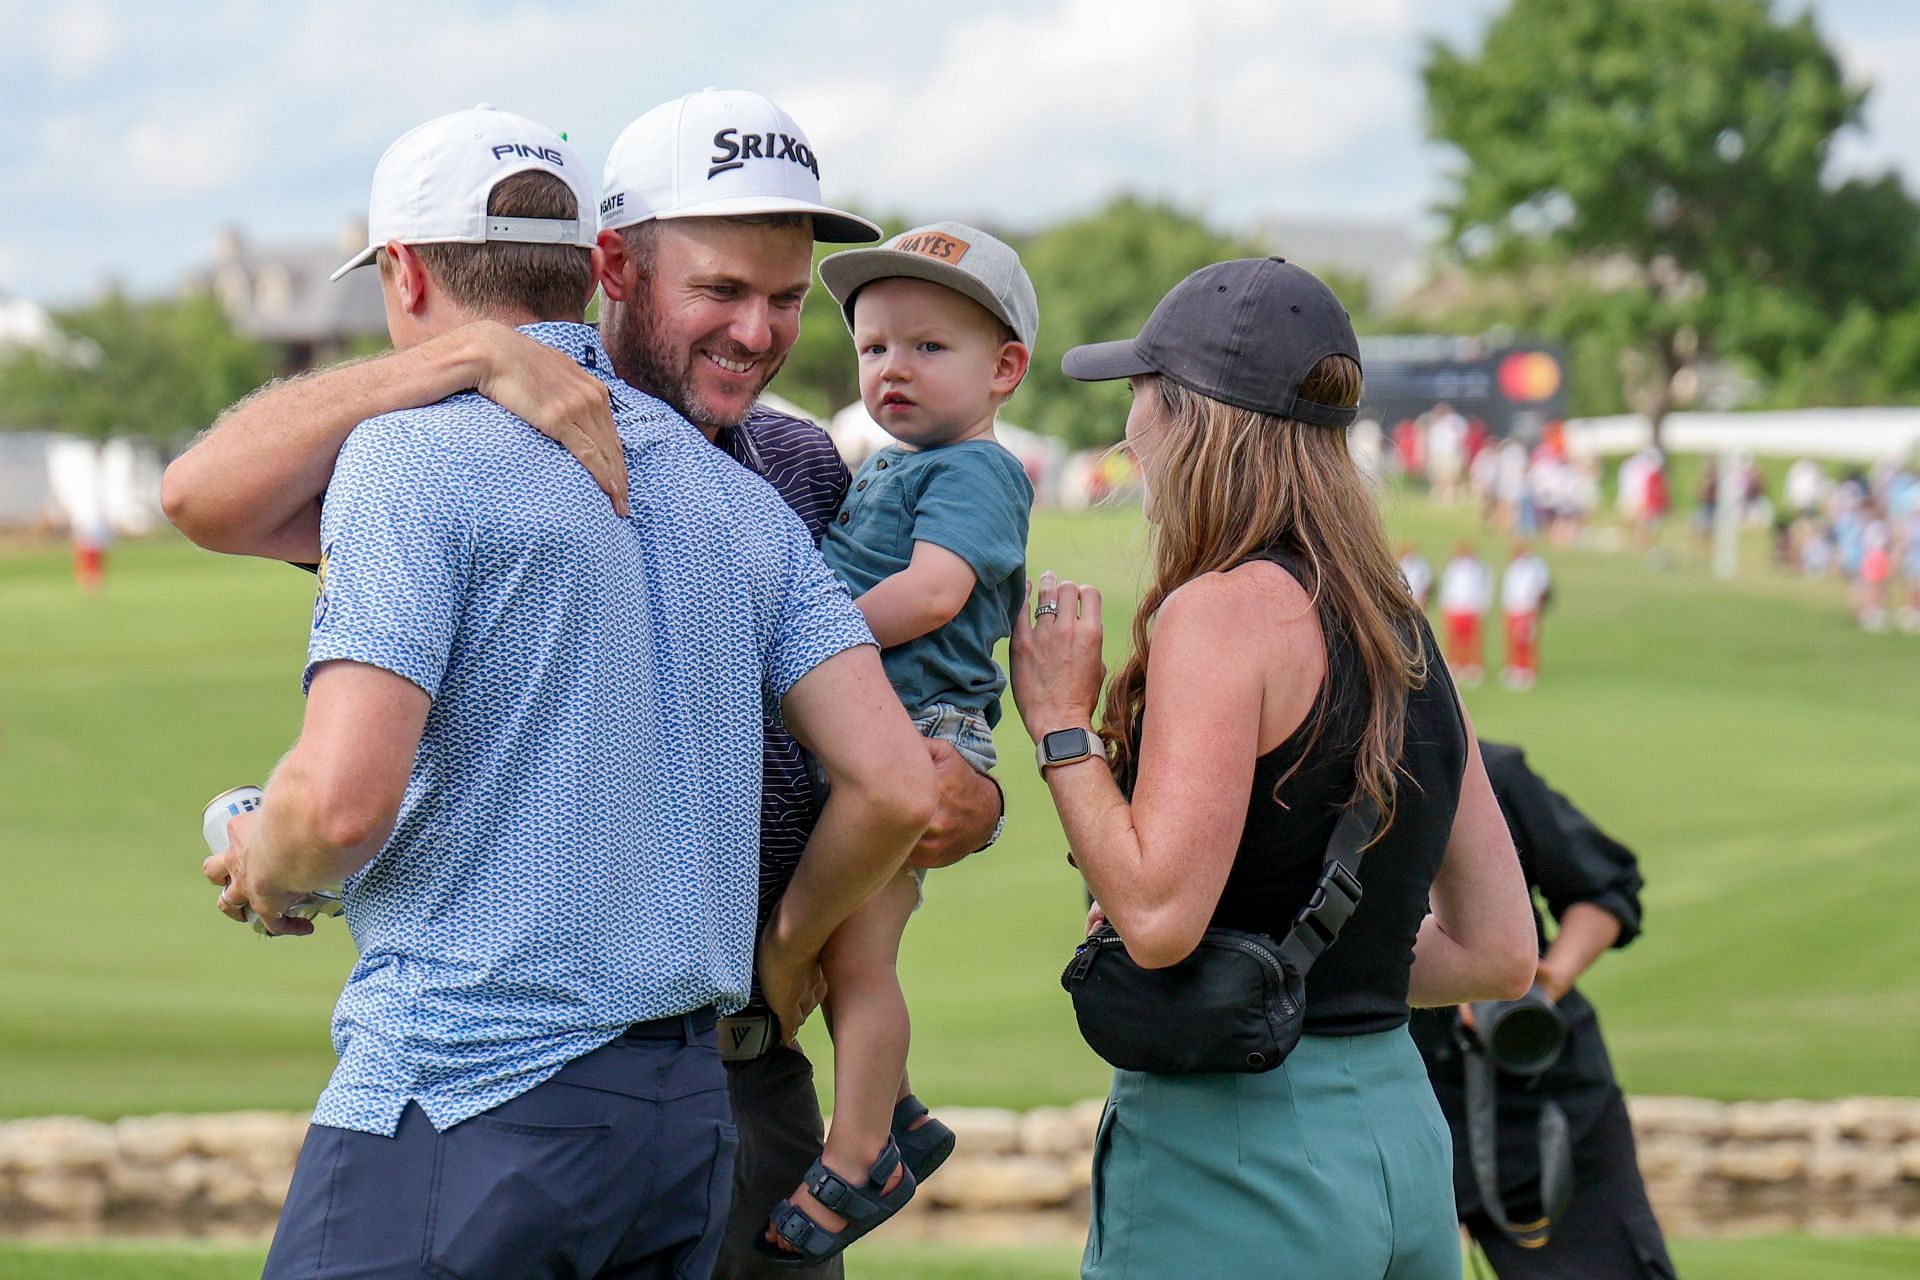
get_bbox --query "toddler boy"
[758,223,1036,1266]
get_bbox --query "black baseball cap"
[1061,257,1361,428]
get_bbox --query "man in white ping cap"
[167,91,1004,1280]
[185,104,935,1280]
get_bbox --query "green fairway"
[3,496,1916,1119]
[8,1235,1920,1279]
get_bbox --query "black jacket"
[1408,740,1646,1210]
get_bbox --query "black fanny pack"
[1060,796,1379,1075]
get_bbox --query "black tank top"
[1136,549,1468,1036]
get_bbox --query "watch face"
[1043,728,1089,761]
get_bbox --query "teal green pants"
[1083,1027,1460,1280]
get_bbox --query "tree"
[0,292,274,445]
[1424,0,1920,438]
[1018,198,1267,448]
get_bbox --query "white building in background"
[185,224,388,372]
[0,432,59,526]
[0,434,165,535]
[1256,217,1427,310]
[0,292,164,533]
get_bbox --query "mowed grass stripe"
[2,495,1915,1118]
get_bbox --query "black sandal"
[753,1138,917,1268]
[891,1094,956,1183]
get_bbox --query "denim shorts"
[909,701,997,774]
[903,703,994,898]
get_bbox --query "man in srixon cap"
[182,104,935,1280]
[166,89,1003,1280]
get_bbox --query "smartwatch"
[1036,726,1098,770]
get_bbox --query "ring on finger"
[1035,601,1060,619]
[219,888,243,913]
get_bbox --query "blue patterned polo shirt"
[303,322,872,1136]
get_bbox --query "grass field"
[7,1236,1920,1280]
[3,495,1917,1120]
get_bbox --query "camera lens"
[1470,984,1568,1075]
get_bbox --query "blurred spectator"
[1394,417,1425,480]
[1494,438,1529,533]
[1500,542,1552,690]
[1470,441,1503,523]
[1858,522,1892,631]
[1465,416,1491,467]
[1691,462,1720,552]
[1440,541,1492,686]
[1900,507,1920,633]
[1785,456,1826,518]
[1619,447,1671,559]
[1526,437,1592,548]
[1427,402,1468,504]
[1763,453,1920,631]
[1400,542,1433,612]
[73,511,110,594]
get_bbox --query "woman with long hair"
[1010,258,1535,1279]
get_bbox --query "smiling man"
[187,104,933,1280]
[165,88,1005,1280]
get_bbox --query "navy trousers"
[264,1016,736,1280]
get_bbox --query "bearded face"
[600,219,813,433]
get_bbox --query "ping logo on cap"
[708,128,820,180]
[491,142,567,165]
[895,231,970,261]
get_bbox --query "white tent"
[44,438,165,537]
[1568,408,1920,463]
[0,295,61,353]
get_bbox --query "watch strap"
[1037,726,1098,769]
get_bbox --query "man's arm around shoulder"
[163,322,622,562]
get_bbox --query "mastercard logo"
[1497,352,1563,402]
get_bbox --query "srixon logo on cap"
[895,231,969,261]
[708,129,819,180]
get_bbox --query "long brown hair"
[1101,357,1427,822]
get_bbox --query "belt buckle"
[717,1014,774,1062]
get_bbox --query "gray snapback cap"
[1061,257,1360,428]
[818,221,1039,348]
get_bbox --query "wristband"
[972,772,1007,853]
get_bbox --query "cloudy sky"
[2,0,1915,307]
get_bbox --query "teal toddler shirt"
[821,440,1032,724]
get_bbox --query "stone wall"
[4,1098,1919,1240]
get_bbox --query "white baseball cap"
[598,88,881,243]
[330,104,597,283]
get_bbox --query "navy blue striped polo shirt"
[718,405,852,1010]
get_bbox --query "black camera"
[1466,982,1566,1075]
